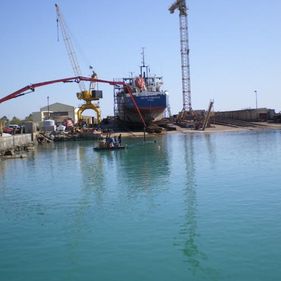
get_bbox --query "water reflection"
[78,143,107,196]
[181,135,202,269]
[204,134,217,167]
[61,139,172,271]
[180,134,218,279]
[118,138,170,196]
[0,160,10,206]
[58,142,107,270]
[0,160,7,187]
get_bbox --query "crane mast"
[55,4,102,124]
[55,4,86,93]
[169,0,192,112]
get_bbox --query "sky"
[0,0,281,120]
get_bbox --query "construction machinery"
[55,4,102,124]
[169,0,192,113]
[0,75,147,129]
[201,100,214,131]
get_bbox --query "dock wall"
[0,134,33,150]
[215,108,275,122]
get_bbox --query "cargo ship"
[114,54,168,126]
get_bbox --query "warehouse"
[32,103,77,124]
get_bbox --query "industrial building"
[32,102,77,124]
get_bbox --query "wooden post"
[0,120,3,136]
[31,122,34,142]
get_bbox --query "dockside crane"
[0,76,146,129]
[55,4,102,123]
[169,0,192,113]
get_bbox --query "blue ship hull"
[114,57,168,125]
[118,93,167,124]
[125,94,167,109]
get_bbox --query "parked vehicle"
[3,124,21,134]
[3,127,14,134]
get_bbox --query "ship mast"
[140,48,149,78]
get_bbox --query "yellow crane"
[55,3,102,124]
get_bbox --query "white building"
[32,103,78,124]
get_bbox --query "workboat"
[94,136,125,151]
[114,52,168,126]
[94,145,125,151]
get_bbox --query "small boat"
[94,137,125,151]
[94,145,125,151]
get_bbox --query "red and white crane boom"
[0,76,147,128]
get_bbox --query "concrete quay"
[0,134,34,156]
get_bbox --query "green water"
[0,131,281,281]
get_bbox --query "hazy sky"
[0,0,280,119]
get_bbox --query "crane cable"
[56,18,60,42]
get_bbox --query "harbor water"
[1,131,281,281]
